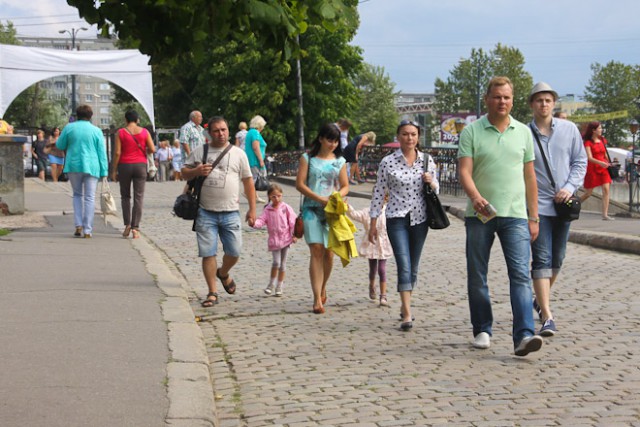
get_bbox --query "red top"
[583,138,612,189]
[118,128,148,164]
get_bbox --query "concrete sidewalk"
[0,179,215,427]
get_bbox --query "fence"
[269,146,463,196]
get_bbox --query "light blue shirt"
[529,118,587,216]
[56,120,108,178]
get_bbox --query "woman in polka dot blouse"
[368,120,439,331]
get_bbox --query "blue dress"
[301,153,346,245]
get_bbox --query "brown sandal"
[123,225,131,238]
[201,292,219,307]
[216,269,236,294]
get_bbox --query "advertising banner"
[440,114,477,145]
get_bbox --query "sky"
[2,0,639,98]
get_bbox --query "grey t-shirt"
[184,144,252,212]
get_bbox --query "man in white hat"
[528,82,587,337]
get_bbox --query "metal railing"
[268,146,463,196]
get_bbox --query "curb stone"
[107,215,218,426]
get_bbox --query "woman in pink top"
[252,184,298,296]
[110,110,155,238]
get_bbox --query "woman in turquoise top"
[245,115,268,203]
[296,123,349,314]
[56,105,109,238]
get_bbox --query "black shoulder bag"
[422,152,450,229]
[530,125,581,222]
[173,144,231,230]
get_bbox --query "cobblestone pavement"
[134,181,639,426]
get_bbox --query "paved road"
[132,179,640,427]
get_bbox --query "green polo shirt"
[457,115,535,219]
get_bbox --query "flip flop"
[201,292,218,307]
[216,269,236,294]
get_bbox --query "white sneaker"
[264,284,274,295]
[473,332,491,349]
[275,283,283,296]
[514,335,543,357]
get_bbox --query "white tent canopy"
[0,44,154,126]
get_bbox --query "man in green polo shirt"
[458,76,543,357]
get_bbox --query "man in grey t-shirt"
[182,116,256,308]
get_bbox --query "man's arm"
[242,176,257,226]
[524,160,539,241]
[181,162,212,181]
[459,157,490,214]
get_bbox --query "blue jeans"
[67,172,98,235]
[531,215,571,279]
[465,217,535,345]
[386,215,429,292]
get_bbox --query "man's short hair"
[207,116,228,129]
[189,110,201,121]
[76,104,93,120]
[485,76,513,96]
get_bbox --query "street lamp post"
[629,119,639,212]
[59,27,88,116]
[474,54,499,119]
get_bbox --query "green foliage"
[5,85,67,129]
[66,0,357,64]
[149,22,362,151]
[0,21,19,44]
[352,64,398,144]
[584,61,640,147]
[433,44,533,122]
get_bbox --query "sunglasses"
[399,120,420,128]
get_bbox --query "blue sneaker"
[539,319,557,337]
[533,299,542,321]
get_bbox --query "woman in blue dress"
[296,123,350,314]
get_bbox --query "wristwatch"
[528,217,540,223]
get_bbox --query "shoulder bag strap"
[603,141,613,163]
[529,124,557,190]
[124,127,148,156]
[299,153,309,212]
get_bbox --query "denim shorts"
[531,214,571,279]
[195,209,242,258]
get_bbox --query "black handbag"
[254,172,270,191]
[530,125,581,222]
[422,153,450,229]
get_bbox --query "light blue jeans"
[67,173,99,235]
[386,215,429,292]
[465,217,535,346]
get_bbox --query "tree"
[584,61,640,147]
[433,44,533,122]
[67,0,358,64]
[0,21,18,44]
[352,64,398,144]
[148,22,362,150]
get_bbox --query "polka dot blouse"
[369,149,439,226]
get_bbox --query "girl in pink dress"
[347,198,394,306]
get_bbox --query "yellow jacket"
[325,192,358,267]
